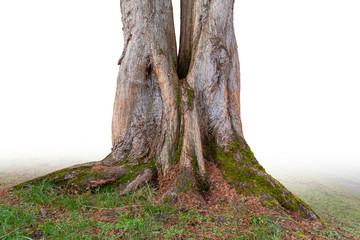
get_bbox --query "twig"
[80,204,142,211]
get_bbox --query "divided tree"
[19,0,321,221]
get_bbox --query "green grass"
[246,215,283,239]
[0,181,289,239]
[1,171,359,239]
[277,174,360,238]
[0,203,37,239]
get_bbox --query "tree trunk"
[16,0,322,222]
[109,0,179,174]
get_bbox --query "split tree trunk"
[16,0,321,221]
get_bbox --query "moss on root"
[113,161,156,186]
[13,167,92,190]
[207,138,324,223]
[14,161,157,194]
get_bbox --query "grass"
[1,171,359,239]
[1,182,258,239]
[277,173,360,238]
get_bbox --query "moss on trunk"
[205,138,325,224]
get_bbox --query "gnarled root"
[14,154,157,195]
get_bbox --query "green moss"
[208,138,321,219]
[127,161,151,171]
[227,141,265,171]
[182,82,194,109]
[67,170,100,185]
[16,161,158,193]
[14,167,92,190]
[187,87,192,107]
[172,140,183,163]
[318,216,328,227]
[159,48,165,55]
[116,171,140,185]
[282,201,298,212]
[175,170,194,194]
[52,171,68,179]
[213,140,272,195]
[262,201,272,208]
[176,84,182,106]
[184,179,192,193]
[172,84,183,165]
[115,161,155,186]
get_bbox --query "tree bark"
[109,0,179,175]
[16,0,323,222]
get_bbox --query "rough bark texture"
[16,0,323,223]
[108,0,180,175]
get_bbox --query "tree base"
[14,152,326,226]
[208,139,325,225]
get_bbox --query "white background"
[0,1,359,175]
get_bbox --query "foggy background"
[0,1,359,185]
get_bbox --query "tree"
[18,0,321,221]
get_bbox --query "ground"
[0,162,359,239]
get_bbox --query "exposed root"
[13,144,324,227]
[116,168,156,195]
[157,167,204,206]
[13,155,157,195]
[13,153,325,227]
